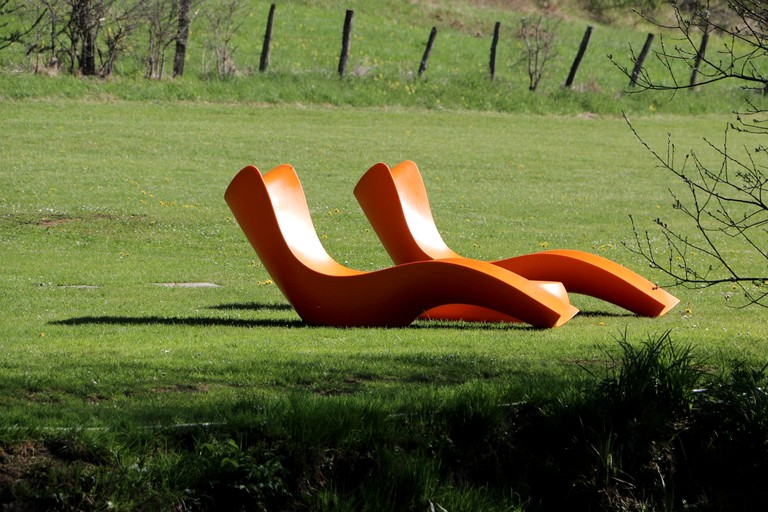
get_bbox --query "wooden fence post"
[489,21,501,80]
[259,3,276,73]
[564,25,592,88]
[690,29,709,88]
[629,33,654,88]
[418,26,437,77]
[338,9,354,76]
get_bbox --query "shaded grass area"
[3,333,768,510]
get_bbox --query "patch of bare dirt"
[153,383,208,394]
[0,442,58,507]
[38,217,71,227]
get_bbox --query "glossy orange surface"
[354,161,679,317]
[225,165,579,327]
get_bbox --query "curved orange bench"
[224,165,579,328]
[353,161,679,318]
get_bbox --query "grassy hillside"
[1,0,760,114]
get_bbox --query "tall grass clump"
[592,330,703,432]
[548,331,768,511]
[560,331,707,510]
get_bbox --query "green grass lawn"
[1,99,765,423]
[2,97,767,508]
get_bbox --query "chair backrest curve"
[225,165,356,279]
[390,161,459,259]
[355,161,458,263]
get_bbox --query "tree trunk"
[71,0,96,75]
[173,0,192,77]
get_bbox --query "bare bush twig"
[517,15,559,91]
[624,112,768,307]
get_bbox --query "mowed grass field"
[1,99,766,433]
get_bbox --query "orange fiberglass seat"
[353,161,679,318]
[224,164,579,328]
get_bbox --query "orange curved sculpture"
[353,161,679,317]
[224,165,579,328]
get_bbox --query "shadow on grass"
[48,311,633,330]
[574,310,635,318]
[208,302,295,311]
[49,300,567,330]
[48,315,547,330]
[206,303,635,321]
[49,315,305,328]
[48,298,637,330]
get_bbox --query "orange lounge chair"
[224,164,579,328]
[353,161,679,317]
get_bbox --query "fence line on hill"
[255,4,597,87]
[255,3,709,91]
[3,0,711,89]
